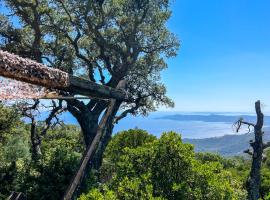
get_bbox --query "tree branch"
[233,118,255,133]
[263,141,270,149]
[0,50,128,101]
[41,100,66,136]
[244,149,253,156]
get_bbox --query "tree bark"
[0,50,127,198]
[29,118,42,160]
[0,50,127,101]
[247,101,264,200]
[63,81,125,200]
[91,120,115,170]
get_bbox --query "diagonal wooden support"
[63,80,126,200]
[0,50,128,199]
[0,50,127,101]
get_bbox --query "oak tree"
[0,0,178,172]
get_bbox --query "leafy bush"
[0,103,83,199]
[79,130,247,200]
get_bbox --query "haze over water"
[60,112,270,139]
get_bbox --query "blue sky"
[162,0,270,112]
[1,1,270,113]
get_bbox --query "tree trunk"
[91,122,115,170]
[63,97,122,200]
[75,109,113,170]
[247,101,264,200]
[77,111,100,146]
[30,119,42,161]
[63,80,125,199]
[67,100,109,168]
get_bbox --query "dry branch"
[233,118,255,133]
[234,100,264,200]
[263,141,270,149]
[0,50,127,101]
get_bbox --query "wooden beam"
[0,50,127,101]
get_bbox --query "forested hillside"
[0,0,269,199]
[1,104,270,199]
[184,129,270,156]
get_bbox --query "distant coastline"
[38,111,270,156]
[43,111,270,139]
[157,113,270,124]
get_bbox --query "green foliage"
[18,125,83,200]
[104,129,156,163]
[261,168,270,198]
[0,0,179,116]
[79,186,117,200]
[80,130,247,200]
[0,103,28,198]
[1,102,270,199]
[260,150,270,198]
[99,129,156,184]
[151,132,194,199]
[0,103,83,199]
[0,103,22,143]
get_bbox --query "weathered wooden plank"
[0,50,127,100]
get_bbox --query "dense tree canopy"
[0,2,180,197]
[0,0,178,115]
[0,103,84,199]
[1,103,270,199]
[79,129,248,200]
[0,3,180,189]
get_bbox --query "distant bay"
[57,111,270,139]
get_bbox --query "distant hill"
[183,127,270,157]
[158,114,270,124]
[41,111,270,156]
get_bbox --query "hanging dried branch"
[0,50,69,88]
[0,77,47,99]
[233,117,255,133]
[0,50,128,100]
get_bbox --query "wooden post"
[0,50,127,101]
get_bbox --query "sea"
[58,111,270,139]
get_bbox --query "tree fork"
[0,50,127,101]
[63,80,126,200]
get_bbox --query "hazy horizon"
[54,111,270,139]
